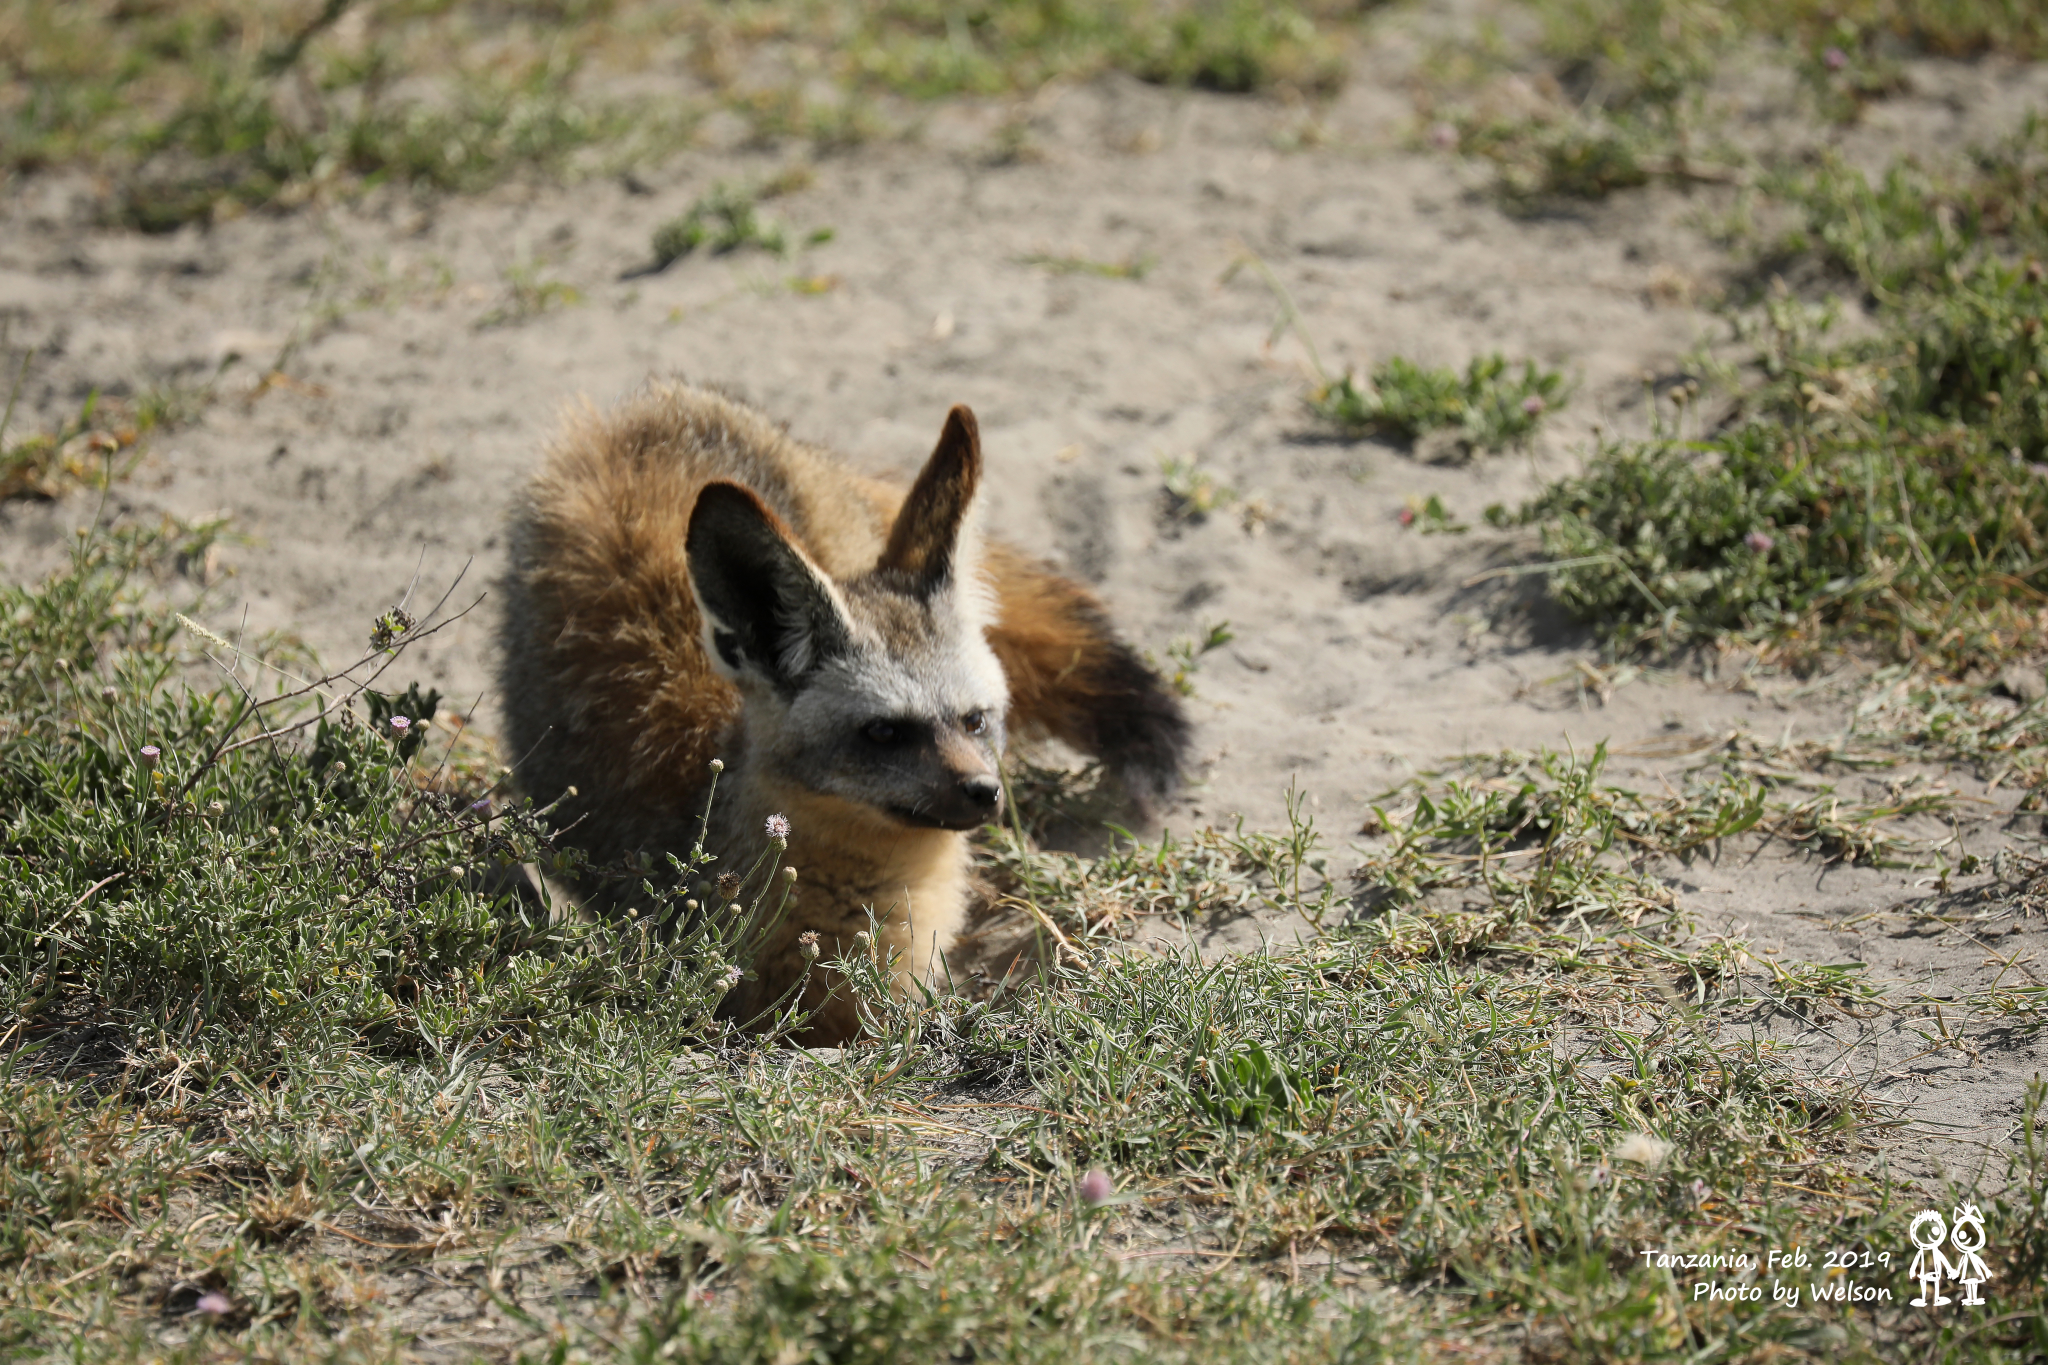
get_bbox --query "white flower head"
[1613,1132,1671,1168]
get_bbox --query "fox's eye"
[963,710,987,735]
[862,719,899,745]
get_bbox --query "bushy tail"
[984,543,1190,815]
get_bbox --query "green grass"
[1,0,1365,232]
[1760,115,2048,300]
[1423,0,2047,204]
[9,524,2045,1360]
[817,0,1351,100]
[1507,117,2048,667]
[1760,0,2048,60]
[3,0,627,232]
[1020,251,1158,280]
[478,257,585,329]
[1422,0,1743,204]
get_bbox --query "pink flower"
[1078,1169,1114,1206]
[194,1291,232,1316]
[139,745,161,768]
[1427,121,1459,152]
[1397,506,1416,527]
[1823,46,1848,71]
[389,715,410,734]
[765,813,790,841]
[1520,394,1546,417]
[1744,530,1774,553]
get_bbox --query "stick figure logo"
[1950,1205,1992,1306]
[1909,1210,1950,1307]
[1909,1205,1994,1308]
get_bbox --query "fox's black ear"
[687,484,852,692]
[879,405,982,589]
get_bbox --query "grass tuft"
[1021,250,1157,279]
[1313,354,1569,453]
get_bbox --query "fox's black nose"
[959,774,1002,814]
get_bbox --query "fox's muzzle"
[895,771,1003,830]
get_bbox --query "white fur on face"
[796,618,1008,735]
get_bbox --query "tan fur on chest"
[714,778,970,1039]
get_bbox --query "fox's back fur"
[499,382,1188,1041]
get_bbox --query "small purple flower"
[1520,394,1547,417]
[721,965,742,989]
[389,715,411,734]
[1078,1169,1114,1206]
[765,813,790,841]
[468,796,493,814]
[1823,45,1848,71]
[1744,530,1775,553]
[139,745,160,768]
[194,1291,232,1317]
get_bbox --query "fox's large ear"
[879,405,982,590]
[687,484,853,692]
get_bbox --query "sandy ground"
[5,27,2047,1189]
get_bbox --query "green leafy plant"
[0,523,785,1065]
[1313,354,1569,452]
[1400,492,1467,534]
[647,181,837,272]
[651,183,791,267]
[1160,453,1237,521]
[1193,1038,1303,1128]
[1163,620,1235,696]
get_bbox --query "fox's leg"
[983,542,1191,815]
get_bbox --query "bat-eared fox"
[499,382,1188,1042]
